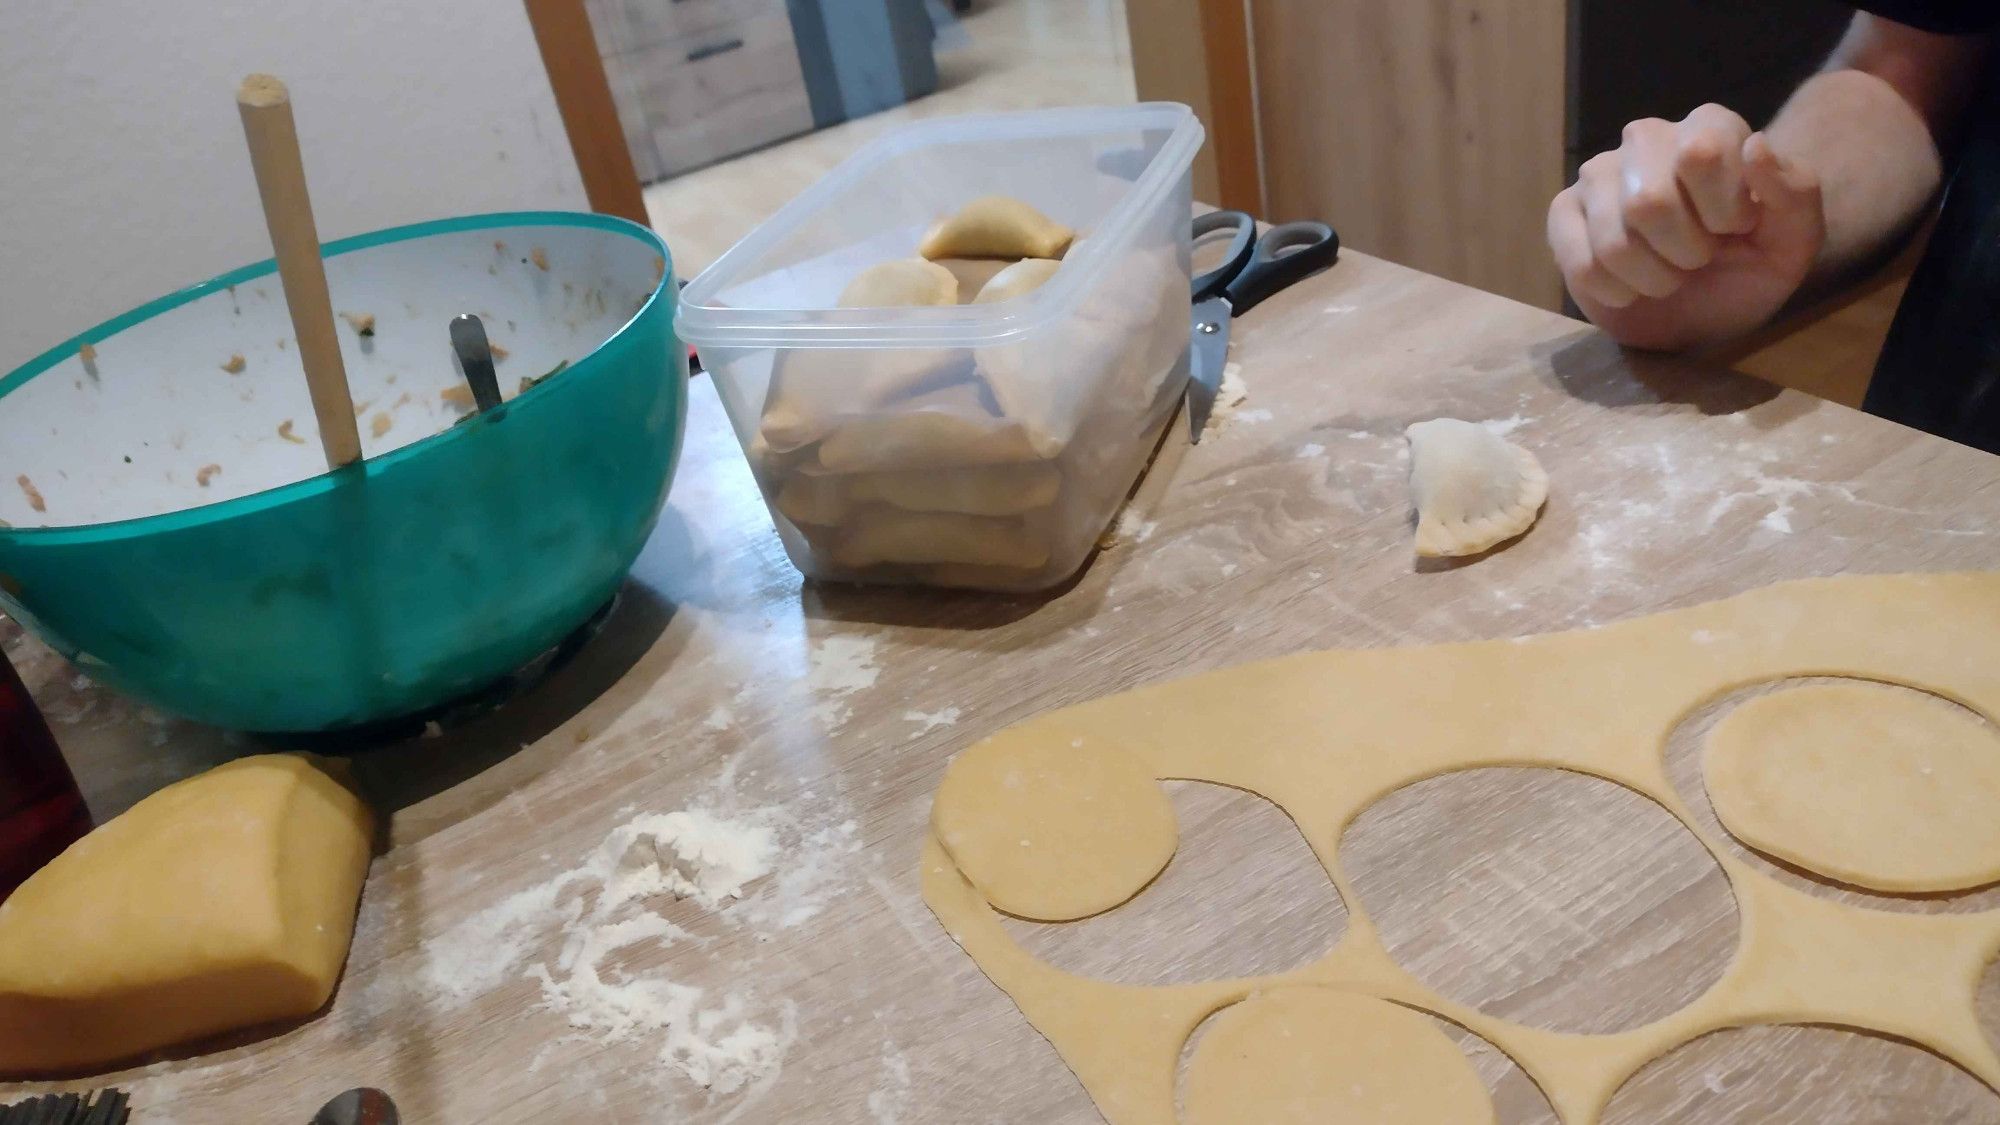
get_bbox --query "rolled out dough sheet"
[1183,987,1496,1124]
[921,573,2000,1124]
[1704,681,2000,892]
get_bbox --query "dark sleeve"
[1850,0,2000,34]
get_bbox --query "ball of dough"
[931,728,1175,921]
[0,754,373,1075]
[1703,682,2000,892]
[1184,988,1496,1125]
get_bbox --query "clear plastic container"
[678,103,1203,591]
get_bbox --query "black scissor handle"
[1191,210,1257,302]
[1223,220,1340,316]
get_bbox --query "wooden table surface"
[9,250,2000,1123]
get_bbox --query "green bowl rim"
[0,210,673,547]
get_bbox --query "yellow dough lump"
[0,754,374,1075]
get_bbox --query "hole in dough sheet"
[1001,781,1346,985]
[1171,994,1557,1124]
[1664,677,2000,915]
[1602,1024,2000,1124]
[1340,767,1738,1035]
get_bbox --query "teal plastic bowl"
[0,212,684,732]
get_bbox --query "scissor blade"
[1186,297,1232,443]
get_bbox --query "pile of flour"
[412,793,858,1099]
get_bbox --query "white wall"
[0,1,590,372]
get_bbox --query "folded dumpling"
[1405,418,1549,557]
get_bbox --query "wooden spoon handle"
[237,74,362,470]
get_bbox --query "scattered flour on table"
[1234,408,1274,424]
[1117,509,1158,543]
[867,1042,914,1124]
[1204,360,1251,432]
[1098,508,1158,549]
[1297,441,1326,458]
[806,635,880,727]
[902,707,961,733]
[1572,437,1869,574]
[702,703,734,732]
[407,777,862,1102]
[1480,414,1531,437]
[1703,475,1823,536]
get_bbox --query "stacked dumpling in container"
[750,196,1186,590]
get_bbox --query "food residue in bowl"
[441,385,474,411]
[353,398,374,417]
[277,337,288,350]
[78,343,97,363]
[277,419,305,444]
[490,342,510,361]
[518,359,568,397]
[221,353,246,374]
[370,412,392,438]
[16,475,45,513]
[530,246,550,271]
[341,311,377,337]
[195,464,222,487]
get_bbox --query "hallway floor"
[644,0,1135,277]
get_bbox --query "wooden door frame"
[1125,0,1263,213]
[1195,0,1263,214]
[524,0,650,225]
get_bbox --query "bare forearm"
[1764,69,1941,289]
[1548,12,1987,353]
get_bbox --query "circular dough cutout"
[932,728,1176,921]
[1704,682,2000,892]
[1184,988,1496,1125]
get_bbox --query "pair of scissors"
[1185,211,1340,441]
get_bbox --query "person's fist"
[1547,104,1826,351]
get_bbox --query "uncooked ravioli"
[931,728,1176,921]
[1184,988,1495,1125]
[1703,682,2000,892]
[838,258,960,308]
[973,258,1062,304]
[919,196,1074,261]
[1404,418,1548,557]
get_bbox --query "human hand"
[1548,104,1825,351]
